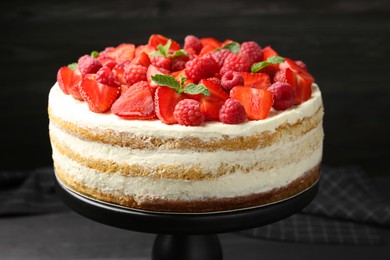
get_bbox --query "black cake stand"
[55,178,319,260]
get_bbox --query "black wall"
[1,0,389,176]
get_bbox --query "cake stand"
[55,178,319,260]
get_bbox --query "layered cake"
[49,34,324,213]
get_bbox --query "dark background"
[1,0,389,176]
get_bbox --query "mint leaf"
[158,40,171,56]
[172,49,188,57]
[183,83,210,96]
[251,56,285,73]
[68,63,78,70]
[222,41,240,54]
[151,74,181,92]
[90,51,99,58]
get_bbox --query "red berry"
[268,82,296,111]
[56,66,83,100]
[295,60,307,70]
[154,86,185,124]
[211,49,231,67]
[174,99,204,126]
[111,81,155,119]
[239,41,263,64]
[96,66,121,87]
[184,35,203,54]
[77,55,102,76]
[185,54,219,83]
[220,53,251,75]
[148,34,181,51]
[221,71,243,92]
[99,44,135,65]
[219,98,247,124]
[150,55,171,71]
[124,64,147,86]
[241,72,271,89]
[273,69,288,83]
[132,52,151,67]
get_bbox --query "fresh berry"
[280,58,315,104]
[268,82,295,111]
[77,55,102,76]
[154,86,185,124]
[99,44,135,65]
[239,41,263,64]
[273,69,288,83]
[230,86,273,120]
[146,65,169,87]
[171,56,188,71]
[124,64,147,86]
[241,72,271,89]
[56,66,83,100]
[200,37,222,49]
[184,35,203,54]
[295,60,307,70]
[211,49,231,67]
[98,57,117,69]
[219,98,247,124]
[185,54,220,83]
[148,34,181,51]
[96,66,120,87]
[132,52,151,67]
[135,44,156,57]
[221,71,244,92]
[79,76,120,113]
[174,99,204,126]
[111,81,155,119]
[220,53,251,75]
[262,46,279,60]
[150,55,171,71]
[193,78,229,120]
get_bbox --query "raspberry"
[78,55,102,76]
[219,98,247,124]
[273,69,288,83]
[184,35,203,54]
[185,54,219,83]
[267,82,295,111]
[171,55,190,72]
[124,64,147,86]
[211,49,231,67]
[220,53,251,75]
[239,41,263,64]
[150,55,171,71]
[174,99,204,126]
[221,71,243,93]
[96,66,120,87]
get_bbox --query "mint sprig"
[151,74,210,96]
[68,63,78,70]
[91,50,99,58]
[150,40,188,58]
[221,41,240,54]
[251,56,285,73]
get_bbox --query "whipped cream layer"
[48,83,323,139]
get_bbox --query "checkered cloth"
[240,166,390,245]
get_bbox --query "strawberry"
[193,78,229,120]
[146,65,169,87]
[132,52,151,67]
[241,72,271,89]
[135,44,156,57]
[79,76,120,113]
[154,86,185,124]
[230,86,273,120]
[280,58,315,105]
[200,37,222,49]
[148,34,181,51]
[56,66,83,100]
[99,44,135,65]
[262,46,279,61]
[111,81,155,119]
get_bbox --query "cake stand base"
[55,178,318,260]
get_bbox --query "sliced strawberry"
[190,79,229,120]
[148,34,181,51]
[57,66,83,100]
[111,81,155,119]
[79,77,120,113]
[154,86,185,124]
[241,72,271,89]
[132,52,151,67]
[262,46,279,61]
[99,44,135,65]
[135,44,156,56]
[200,37,222,49]
[147,65,169,87]
[111,66,127,85]
[230,86,273,120]
[281,58,315,105]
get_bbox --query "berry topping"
[230,86,273,120]
[220,53,251,75]
[295,60,307,70]
[184,35,203,55]
[79,76,120,113]
[99,44,135,65]
[154,87,185,124]
[150,55,172,71]
[148,34,181,51]
[273,69,288,83]
[196,78,229,120]
[268,82,295,111]
[124,64,147,86]
[219,98,247,124]
[111,81,155,119]
[241,72,271,89]
[239,41,263,64]
[174,99,204,126]
[96,66,120,87]
[77,55,102,76]
[56,66,82,100]
[221,71,244,93]
[211,49,232,67]
[185,54,220,83]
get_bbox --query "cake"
[49,34,324,213]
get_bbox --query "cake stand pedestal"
[55,178,319,260]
